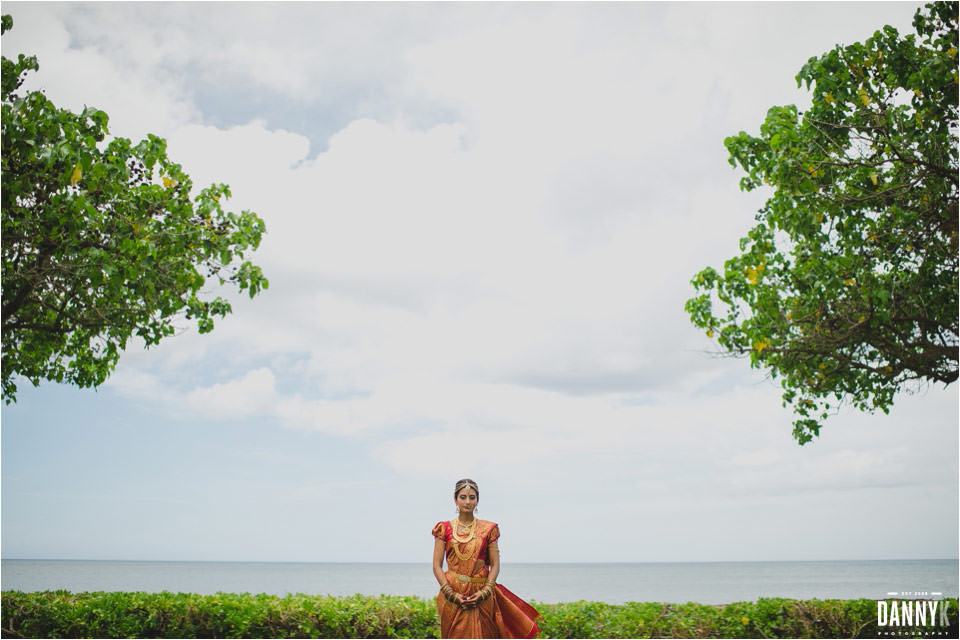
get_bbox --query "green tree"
[685,2,958,444]
[1,15,269,402]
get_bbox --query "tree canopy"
[685,2,958,444]
[1,15,269,402]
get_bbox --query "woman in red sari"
[432,479,541,639]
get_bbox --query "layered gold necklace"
[451,517,477,542]
[450,518,478,560]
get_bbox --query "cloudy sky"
[2,1,956,566]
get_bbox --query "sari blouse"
[432,519,500,577]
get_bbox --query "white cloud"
[19,0,936,445]
[185,368,277,420]
[3,1,952,563]
[2,4,198,141]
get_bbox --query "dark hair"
[454,478,479,500]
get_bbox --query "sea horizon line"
[4,557,957,565]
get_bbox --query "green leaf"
[1,19,269,402]
[685,1,958,444]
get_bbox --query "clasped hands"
[442,583,494,609]
[457,591,481,609]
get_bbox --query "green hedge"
[535,598,958,638]
[2,591,956,638]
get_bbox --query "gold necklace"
[451,518,477,544]
[450,518,479,561]
[451,530,478,560]
[452,536,477,561]
[455,518,476,531]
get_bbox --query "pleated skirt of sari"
[436,577,540,638]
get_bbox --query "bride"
[431,479,541,638]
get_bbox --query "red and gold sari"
[432,519,541,639]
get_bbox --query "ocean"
[1,559,957,605]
